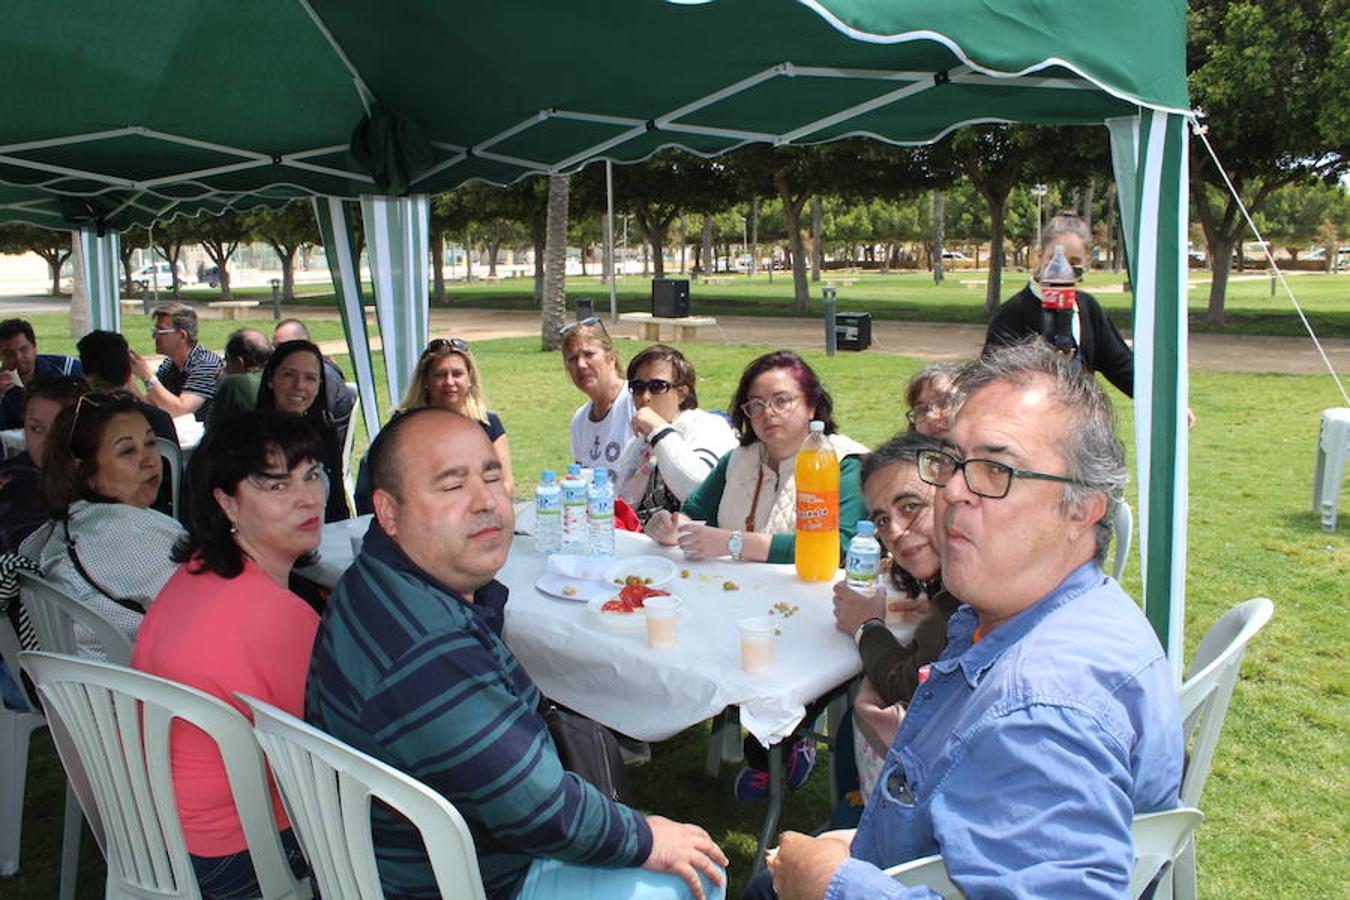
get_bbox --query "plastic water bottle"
[534,470,561,554]
[845,520,882,594]
[561,464,589,553]
[795,420,840,582]
[587,468,615,557]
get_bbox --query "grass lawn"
[180,269,1350,339]
[5,334,1347,898]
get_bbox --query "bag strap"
[64,521,144,614]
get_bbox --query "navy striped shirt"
[306,523,652,899]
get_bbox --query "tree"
[0,224,73,295]
[1256,181,1350,260]
[151,217,196,298]
[540,174,569,350]
[118,225,152,290]
[1188,0,1348,326]
[246,202,318,302]
[607,152,734,280]
[188,211,252,299]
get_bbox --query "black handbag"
[541,703,632,805]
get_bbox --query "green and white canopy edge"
[0,0,1190,666]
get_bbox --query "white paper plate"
[535,573,610,603]
[601,555,678,591]
[587,593,682,633]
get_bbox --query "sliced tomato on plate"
[601,583,669,614]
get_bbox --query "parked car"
[197,265,220,287]
[131,262,182,291]
[940,250,971,261]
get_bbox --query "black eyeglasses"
[559,316,604,336]
[629,378,676,396]
[424,338,469,356]
[915,448,1084,500]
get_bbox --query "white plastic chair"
[19,652,313,900]
[17,570,133,665]
[1171,598,1274,900]
[238,693,486,900]
[341,382,360,516]
[156,436,183,520]
[1111,499,1133,582]
[884,807,1204,899]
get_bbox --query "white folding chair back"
[1111,499,1133,582]
[885,853,962,896]
[19,652,312,900]
[238,694,486,900]
[1171,597,1274,900]
[341,382,360,515]
[156,436,183,520]
[884,807,1205,899]
[18,570,134,665]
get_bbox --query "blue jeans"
[190,829,309,899]
[517,857,726,900]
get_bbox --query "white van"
[132,262,182,291]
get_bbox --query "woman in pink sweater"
[132,410,327,898]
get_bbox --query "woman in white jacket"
[618,344,736,525]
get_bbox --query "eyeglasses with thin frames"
[915,448,1084,500]
[559,316,604,336]
[740,393,801,419]
[67,391,116,452]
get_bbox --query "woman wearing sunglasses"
[255,339,350,522]
[617,344,735,525]
[561,317,634,470]
[132,412,321,898]
[984,211,1134,398]
[19,391,183,656]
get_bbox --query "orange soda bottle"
[795,420,840,581]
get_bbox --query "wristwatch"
[727,529,744,562]
[143,374,159,389]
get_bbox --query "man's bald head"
[273,318,310,345]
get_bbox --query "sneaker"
[734,737,817,801]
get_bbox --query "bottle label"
[796,490,839,532]
[1041,285,1076,311]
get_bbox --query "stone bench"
[618,312,719,342]
[207,300,262,320]
[824,278,856,287]
[699,276,734,285]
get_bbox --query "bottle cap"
[809,420,825,432]
[567,463,581,475]
[541,469,556,482]
[855,520,875,536]
[593,468,609,484]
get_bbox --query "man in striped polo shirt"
[306,408,727,900]
[130,302,223,422]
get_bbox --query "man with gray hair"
[131,302,224,421]
[766,340,1181,900]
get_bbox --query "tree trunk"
[68,236,87,336]
[540,174,570,350]
[643,228,667,280]
[774,183,811,311]
[430,232,446,304]
[1205,234,1236,328]
[532,224,546,307]
[281,250,296,302]
[465,235,474,283]
[810,196,823,283]
[487,240,501,277]
[1082,177,1096,267]
[46,253,62,295]
[984,194,1007,317]
[679,214,688,274]
[750,197,760,276]
[700,216,713,276]
[932,191,945,285]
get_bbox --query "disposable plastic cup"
[677,520,706,558]
[644,596,681,648]
[738,616,776,673]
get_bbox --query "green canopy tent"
[0,0,1190,664]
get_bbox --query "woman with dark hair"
[829,430,959,798]
[18,391,182,656]
[616,344,735,525]
[131,411,322,898]
[256,338,350,521]
[646,350,868,566]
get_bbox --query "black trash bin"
[835,312,872,351]
[651,278,690,318]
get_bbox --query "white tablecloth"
[303,516,861,747]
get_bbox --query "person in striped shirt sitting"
[306,407,728,900]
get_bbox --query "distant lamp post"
[1031,184,1049,261]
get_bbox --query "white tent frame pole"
[606,159,617,322]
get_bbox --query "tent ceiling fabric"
[0,0,1186,229]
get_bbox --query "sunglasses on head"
[68,391,119,451]
[559,316,604,336]
[423,338,469,356]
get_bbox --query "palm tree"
[540,174,570,350]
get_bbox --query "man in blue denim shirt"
[768,341,1182,900]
